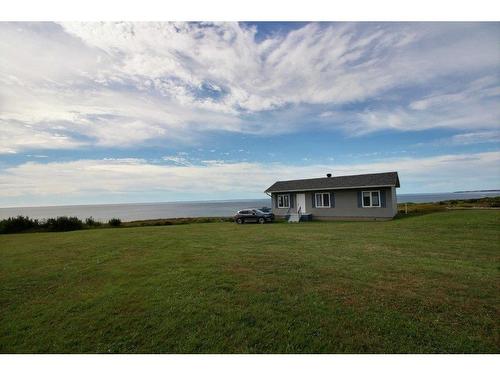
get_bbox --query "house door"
[296,193,306,214]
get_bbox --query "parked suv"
[234,208,274,224]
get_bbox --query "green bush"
[0,216,39,234]
[45,216,83,232]
[85,217,101,226]
[108,218,122,227]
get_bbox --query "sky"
[0,21,499,207]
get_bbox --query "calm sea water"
[1,192,499,221]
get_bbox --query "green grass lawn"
[1,210,499,353]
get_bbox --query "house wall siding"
[271,187,397,219]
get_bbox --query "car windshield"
[253,209,265,214]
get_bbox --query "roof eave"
[265,184,397,193]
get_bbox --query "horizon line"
[1,190,500,209]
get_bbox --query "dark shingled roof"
[265,172,400,193]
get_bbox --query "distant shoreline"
[452,189,500,193]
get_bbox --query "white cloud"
[1,151,499,206]
[162,155,192,166]
[0,120,84,154]
[316,75,500,136]
[26,154,49,158]
[1,22,499,153]
[0,81,242,152]
[415,130,500,147]
[449,130,500,145]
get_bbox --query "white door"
[296,193,306,214]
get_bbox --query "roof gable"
[265,172,400,193]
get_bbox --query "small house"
[265,172,400,221]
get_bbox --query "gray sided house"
[265,172,400,221]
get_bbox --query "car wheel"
[258,217,265,224]
[236,218,243,224]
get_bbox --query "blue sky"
[0,22,499,206]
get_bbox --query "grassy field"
[1,210,499,353]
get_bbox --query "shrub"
[108,218,122,227]
[0,216,39,234]
[85,216,101,226]
[45,216,83,232]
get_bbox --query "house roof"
[265,172,400,193]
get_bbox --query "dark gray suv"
[234,209,274,224]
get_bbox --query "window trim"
[361,190,381,208]
[315,192,331,208]
[277,194,290,209]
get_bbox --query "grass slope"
[1,210,499,353]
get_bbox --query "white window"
[277,194,290,208]
[315,192,331,208]
[362,191,381,208]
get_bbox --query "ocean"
[0,191,499,222]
